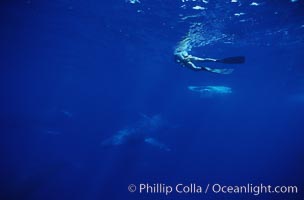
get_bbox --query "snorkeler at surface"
[174,45,245,74]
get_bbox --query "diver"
[174,49,245,74]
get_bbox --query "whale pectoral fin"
[204,67,234,74]
[144,137,171,151]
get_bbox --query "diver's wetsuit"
[174,50,234,74]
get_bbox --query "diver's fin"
[216,56,245,64]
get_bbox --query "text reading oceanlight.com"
[128,183,298,196]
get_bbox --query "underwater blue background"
[1,0,304,199]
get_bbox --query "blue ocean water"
[1,0,304,200]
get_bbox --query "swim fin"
[216,56,245,64]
